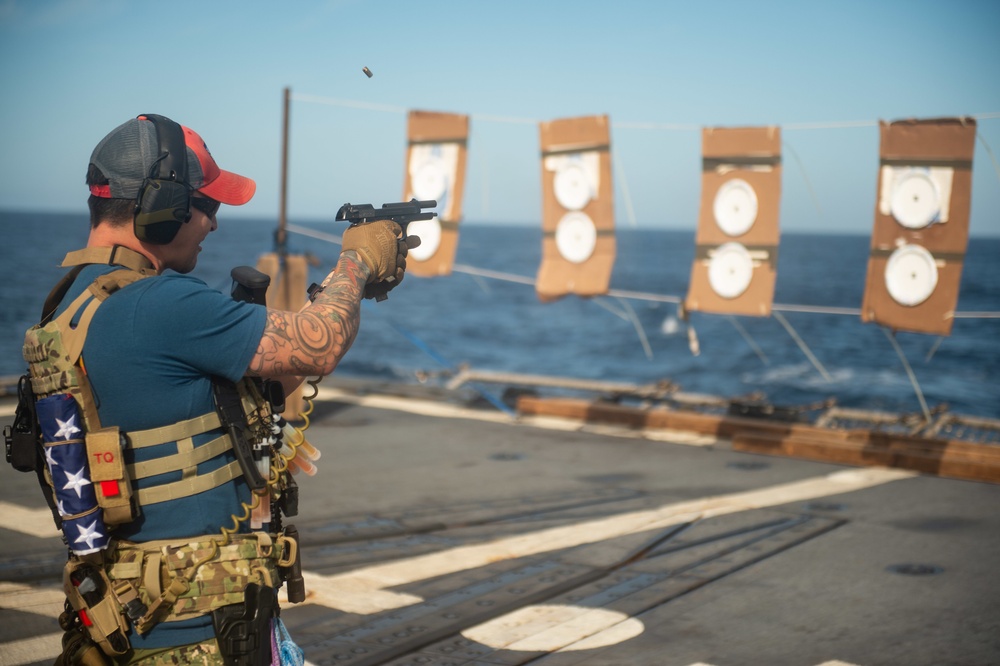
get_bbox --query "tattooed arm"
[246,250,371,387]
[245,219,410,391]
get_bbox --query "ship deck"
[1,377,998,666]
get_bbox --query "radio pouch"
[5,374,41,472]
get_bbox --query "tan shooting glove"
[341,220,421,300]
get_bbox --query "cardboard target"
[685,126,782,317]
[536,115,615,301]
[861,117,976,336]
[403,110,469,277]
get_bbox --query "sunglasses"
[190,196,221,219]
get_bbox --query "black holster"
[212,379,267,492]
[212,583,277,666]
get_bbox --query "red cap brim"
[198,169,256,206]
[181,124,256,205]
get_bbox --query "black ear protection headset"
[133,114,192,245]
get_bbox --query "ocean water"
[2,210,998,420]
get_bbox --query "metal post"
[277,86,290,254]
[258,86,307,420]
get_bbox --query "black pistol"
[334,198,437,302]
[335,198,437,232]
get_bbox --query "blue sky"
[1,0,998,235]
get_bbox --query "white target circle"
[553,163,594,211]
[713,178,759,237]
[405,217,441,262]
[890,169,940,229]
[885,244,938,306]
[708,242,754,299]
[555,211,597,264]
[411,159,448,201]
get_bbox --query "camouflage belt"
[107,533,285,624]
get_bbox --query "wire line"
[284,229,1000,319]
[882,327,932,422]
[290,93,1000,130]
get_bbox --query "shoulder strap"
[61,246,155,275]
[41,246,155,325]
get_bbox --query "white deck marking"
[300,467,914,614]
[462,598,874,657]
[463,604,645,652]
[0,502,60,538]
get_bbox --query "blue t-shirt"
[57,264,267,648]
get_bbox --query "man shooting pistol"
[8,113,429,666]
[321,198,434,301]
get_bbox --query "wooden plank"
[516,396,849,441]
[732,432,1000,484]
[516,396,1000,484]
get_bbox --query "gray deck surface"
[1,378,998,666]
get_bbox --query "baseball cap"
[88,115,256,205]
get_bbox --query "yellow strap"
[62,246,156,275]
[136,460,243,505]
[136,577,189,635]
[127,435,232,480]
[127,412,222,449]
[144,553,162,601]
[175,437,195,480]
[275,535,297,568]
[59,504,101,522]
